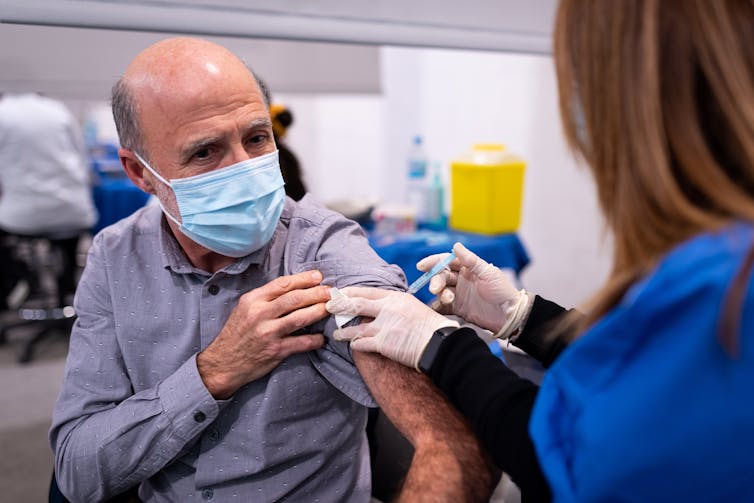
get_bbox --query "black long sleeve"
[428,328,552,503]
[513,295,576,368]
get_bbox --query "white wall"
[274,94,385,205]
[1,24,611,308]
[282,47,613,308]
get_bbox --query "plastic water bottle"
[406,135,428,222]
[83,118,99,150]
[422,161,445,227]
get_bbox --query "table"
[369,228,530,303]
[91,177,151,233]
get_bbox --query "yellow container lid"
[472,143,505,151]
[454,143,520,167]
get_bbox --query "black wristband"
[418,325,460,374]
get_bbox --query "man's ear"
[120,148,155,194]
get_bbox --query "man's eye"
[247,134,267,145]
[194,148,212,160]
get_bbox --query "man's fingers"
[269,285,331,318]
[251,270,325,301]
[278,333,325,358]
[275,302,329,336]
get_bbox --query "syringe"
[407,250,457,295]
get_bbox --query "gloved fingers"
[326,289,358,316]
[332,321,378,342]
[349,335,381,354]
[338,286,393,301]
[428,269,457,294]
[332,323,369,342]
[417,252,460,273]
[429,298,443,312]
[439,287,456,305]
[452,242,489,276]
[327,294,384,320]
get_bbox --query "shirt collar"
[156,212,270,276]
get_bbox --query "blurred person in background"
[0,92,97,308]
[257,79,308,201]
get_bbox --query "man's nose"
[226,143,251,166]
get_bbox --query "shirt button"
[202,488,214,500]
[193,411,206,423]
[208,284,220,295]
[208,428,219,441]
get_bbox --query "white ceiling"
[1,0,558,54]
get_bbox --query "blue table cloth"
[369,228,529,303]
[92,177,151,233]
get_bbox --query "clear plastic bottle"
[406,135,429,222]
[422,161,445,227]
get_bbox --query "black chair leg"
[17,318,74,364]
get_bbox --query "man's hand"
[197,270,330,399]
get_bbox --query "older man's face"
[135,55,276,182]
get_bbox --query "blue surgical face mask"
[135,150,285,258]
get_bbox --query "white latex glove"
[326,286,459,370]
[416,242,533,339]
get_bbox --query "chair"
[49,471,141,503]
[0,229,86,363]
[367,408,414,502]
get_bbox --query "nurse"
[327,0,754,501]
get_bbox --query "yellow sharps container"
[449,144,526,234]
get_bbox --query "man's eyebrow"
[179,135,223,162]
[178,118,274,163]
[247,118,273,130]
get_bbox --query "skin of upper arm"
[353,350,499,502]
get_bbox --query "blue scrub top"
[530,222,754,502]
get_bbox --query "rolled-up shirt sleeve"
[286,201,408,407]
[49,235,225,502]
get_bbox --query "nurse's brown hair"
[554,0,754,354]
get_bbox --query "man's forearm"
[429,330,551,502]
[354,351,499,502]
[52,356,220,501]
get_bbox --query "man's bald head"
[111,37,267,159]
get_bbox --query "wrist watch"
[418,325,459,374]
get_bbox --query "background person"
[327,1,754,501]
[257,78,308,201]
[49,37,496,502]
[0,92,97,307]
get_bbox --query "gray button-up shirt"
[50,195,406,502]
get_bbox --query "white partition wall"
[0,1,611,308]
[1,0,557,54]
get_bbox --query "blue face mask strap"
[134,151,171,188]
[133,151,182,226]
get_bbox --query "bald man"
[50,38,496,502]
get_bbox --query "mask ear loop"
[133,152,182,226]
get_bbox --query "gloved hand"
[326,286,459,370]
[417,242,533,339]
